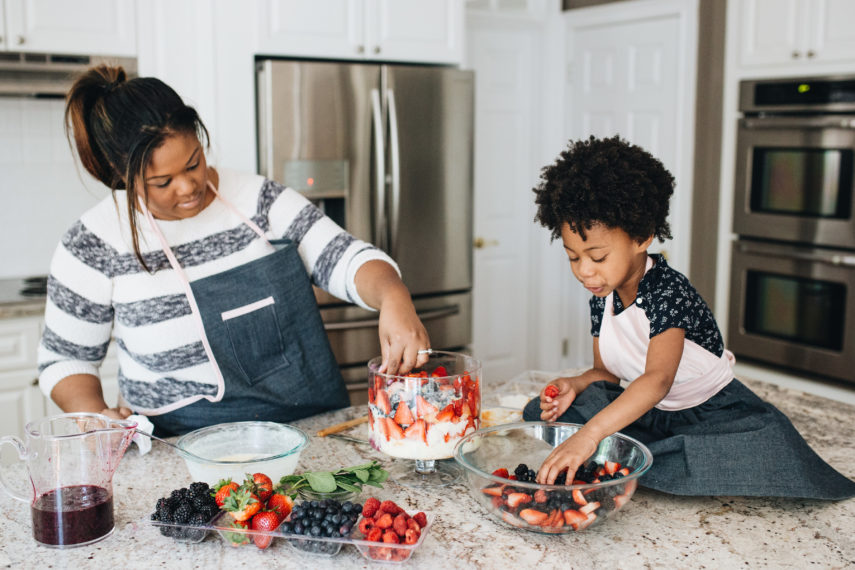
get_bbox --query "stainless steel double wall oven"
[729,76,855,385]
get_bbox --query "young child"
[523,135,855,499]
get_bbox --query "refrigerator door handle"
[387,88,401,259]
[324,304,461,331]
[371,88,387,250]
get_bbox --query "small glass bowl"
[295,486,361,503]
[454,422,652,533]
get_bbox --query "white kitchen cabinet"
[0,0,136,55]
[738,0,855,69]
[256,0,463,64]
[0,317,44,439]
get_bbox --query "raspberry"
[379,500,401,515]
[366,527,382,542]
[358,517,375,534]
[544,384,559,399]
[413,512,428,528]
[375,513,393,529]
[362,497,381,518]
[382,530,400,544]
[404,528,420,545]
[392,513,408,536]
[407,517,421,532]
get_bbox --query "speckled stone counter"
[1,376,853,568]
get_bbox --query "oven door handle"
[324,305,460,331]
[736,242,855,267]
[741,116,855,129]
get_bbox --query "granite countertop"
[0,376,853,568]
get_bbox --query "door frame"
[553,0,700,370]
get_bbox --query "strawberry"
[415,395,438,417]
[563,509,587,527]
[223,519,250,546]
[375,512,393,529]
[491,468,509,479]
[544,384,559,399]
[404,419,427,444]
[358,517,375,534]
[379,500,402,515]
[580,501,600,515]
[247,473,273,503]
[452,398,465,418]
[382,530,400,544]
[431,365,448,377]
[506,492,532,509]
[435,404,455,422]
[572,489,587,506]
[266,490,293,519]
[376,389,391,415]
[250,510,281,549]
[412,512,427,529]
[386,417,405,439]
[213,479,240,507]
[367,527,382,542]
[393,513,408,536]
[404,528,420,544]
[362,497,381,518]
[518,509,548,525]
[604,460,619,475]
[466,389,478,417]
[393,402,415,426]
[533,489,548,504]
[222,488,261,522]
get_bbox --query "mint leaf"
[305,471,337,493]
[352,469,370,483]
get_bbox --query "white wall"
[0,97,108,279]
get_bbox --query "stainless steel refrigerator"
[256,59,474,404]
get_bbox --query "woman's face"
[561,222,652,300]
[141,131,213,220]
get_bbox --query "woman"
[37,65,431,436]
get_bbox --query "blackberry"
[514,464,529,480]
[173,502,193,524]
[189,481,209,497]
[192,495,211,511]
[527,469,537,482]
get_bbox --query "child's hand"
[539,377,576,421]
[536,432,599,485]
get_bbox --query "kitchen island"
[0,376,853,568]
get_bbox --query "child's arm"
[539,338,620,421]
[536,327,685,484]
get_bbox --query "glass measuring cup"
[0,413,137,548]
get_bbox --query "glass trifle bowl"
[367,350,481,488]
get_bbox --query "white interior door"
[561,0,698,369]
[466,24,537,384]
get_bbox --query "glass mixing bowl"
[453,422,652,533]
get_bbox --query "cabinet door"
[369,0,462,63]
[256,0,366,59]
[4,0,136,55]
[738,0,805,67]
[0,2,7,51]
[808,0,855,64]
[0,370,44,441]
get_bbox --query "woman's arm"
[354,260,430,374]
[537,327,685,484]
[50,373,131,419]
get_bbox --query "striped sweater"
[38,168,397,413]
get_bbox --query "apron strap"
[141,179,274,404]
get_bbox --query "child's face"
[561,222,652,298]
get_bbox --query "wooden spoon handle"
[316,415,369,437]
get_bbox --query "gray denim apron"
[143,184,350,435]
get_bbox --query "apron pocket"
[222,296,290,385]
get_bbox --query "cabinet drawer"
[0,318,40,372]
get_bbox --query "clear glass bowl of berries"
[367,350,481,488]
[453,422,653,533]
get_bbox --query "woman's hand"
[539,377,579,421]
[354,260,431,375]
[536,431,599,485]
[99,406,133,420]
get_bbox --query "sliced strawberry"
[481,485,504,497]
[393,402,415,426]
[376,389,391,415]
[618,467,631,476]
[431,365,448,378]
[435,404,455,422]
[579,501,600,515]
[563,509,587,527]
[572,488,587,506]
[491,468,509,479]
[604,460,619,475]
[452,398,465,418]
[453,376,463,392]
[386,417,405,440]
[518,509,548,525]
[576,512,597,530]
[404,419,427,444]
[376,414,389,441]
[506,492,532,509]
[415,395,438,417]
[466,390,478,417]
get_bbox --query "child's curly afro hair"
[533,135,674,244]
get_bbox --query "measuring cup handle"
[0,435,30,502]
